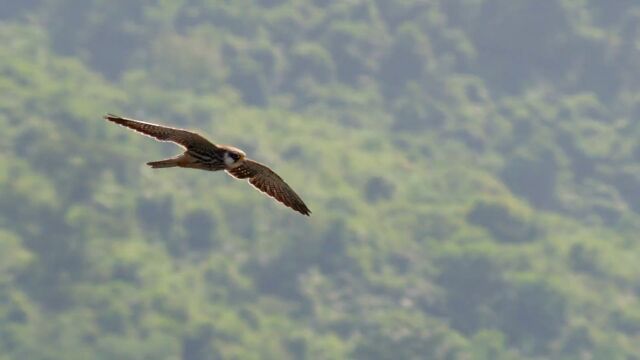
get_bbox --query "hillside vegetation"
[1,1,639,359]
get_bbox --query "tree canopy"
[1,1,639,359]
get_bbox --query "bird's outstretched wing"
[226,159,311,216]
[104,114,217,151]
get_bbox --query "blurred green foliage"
[1,0,640,359]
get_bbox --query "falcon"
[104,114,311,216]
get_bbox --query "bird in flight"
[104,114,311,216]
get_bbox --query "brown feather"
[227,160,311,216]
[104,114,310,215]
[103,114,218,151]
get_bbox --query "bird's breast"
[225,158,245,169]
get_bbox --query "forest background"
[1,1,639,359]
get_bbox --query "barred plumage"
[103,114,311,216]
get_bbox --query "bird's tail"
[147,158,179,168]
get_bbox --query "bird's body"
[104,114,311,216]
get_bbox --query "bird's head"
[222,146,246,166]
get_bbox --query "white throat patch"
[223,153,235,166]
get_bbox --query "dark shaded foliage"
[467,199,538,243]
[364,176,395,203]
[1,1,640,358]
[497,280,567,354]
[501,150,558,209]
